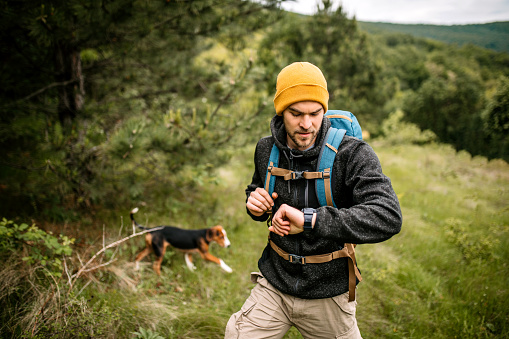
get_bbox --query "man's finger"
[255,187,275,206]
[250,191,269,210]
[246,201,262,213]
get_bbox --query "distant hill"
[358,21,509,53]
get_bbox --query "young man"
[225,62,402,338]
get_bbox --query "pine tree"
[0,0,285,217]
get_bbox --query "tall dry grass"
[1,135,508,338]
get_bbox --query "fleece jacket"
[245,114,403,299]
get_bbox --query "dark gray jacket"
[246,114,402,299]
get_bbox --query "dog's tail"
[130,207,147,230]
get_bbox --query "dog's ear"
[207,226,224,242]
[206,228,215,242]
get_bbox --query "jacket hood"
[269,114,331,159]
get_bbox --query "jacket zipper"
[288,150,302,294]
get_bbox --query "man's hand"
[247,187,278,217]
[270,204,305,236]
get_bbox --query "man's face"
[282,101,324,151]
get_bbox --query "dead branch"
[68,226,163,291]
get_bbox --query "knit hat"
[273,62,329,115]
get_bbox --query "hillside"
[359,21,509,53]
[3,133,507,338]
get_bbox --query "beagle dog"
[131,208,232,274]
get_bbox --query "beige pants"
[225,272,362,339]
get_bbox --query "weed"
[132,327,165,339]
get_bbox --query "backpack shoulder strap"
[264,143,279,196]
[316,127,346,208]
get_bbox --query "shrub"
[0,218,74,277]
[381,109,437,145]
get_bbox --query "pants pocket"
[331,290,357,316]
[224,298,257,338]
[330,292,361,338]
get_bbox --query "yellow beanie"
[273,62,329,115]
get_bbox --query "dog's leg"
[197,238,233,273]
[153,241,170,275]
[184,253,197,271]
[134,248,151,270]
[153,256,163,275]
[201,252,233,273]
[219,259,233,273]
[135,234,154,271]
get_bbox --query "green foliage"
[363,23,509,157]
[381,109,437,145]
[132,327,165,339]
[0,0,280,218]
[484,76,509,136]
[398,46,509,160]
[359,21,509,53]
[361,138,509,338]
[444,218,499,262]
[403,57,483,138]
[30,296,121,338]
[0,218,74,277]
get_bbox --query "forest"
[1,0,508,338]
[359,21,509,53]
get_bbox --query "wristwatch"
[302,208,317,232]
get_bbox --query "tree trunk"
[54,42,85,129]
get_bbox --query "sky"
[280,0,509,25]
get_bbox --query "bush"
[381,109,437,145]
[0,218,74,277]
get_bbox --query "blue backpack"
[264,110,363,207]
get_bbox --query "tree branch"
[68,226,163,290]
[15,79,78,104]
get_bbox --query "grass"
[1,140,508,338]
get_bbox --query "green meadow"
[2,135,507,338]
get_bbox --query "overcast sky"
[280,0,509,25]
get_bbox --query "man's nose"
[300,115,312,130]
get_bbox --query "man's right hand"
[246,187,278,217]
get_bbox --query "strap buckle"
[266,212,273,227]
[291,171,305,180]
[289,254,306,265]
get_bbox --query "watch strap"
[302,208,316,232]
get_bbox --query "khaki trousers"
[225,272,362,339]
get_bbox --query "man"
[225,62,402,338]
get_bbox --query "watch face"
[303,209,314,231]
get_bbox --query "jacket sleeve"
[313,140,403,244]
[245,139,271,222]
